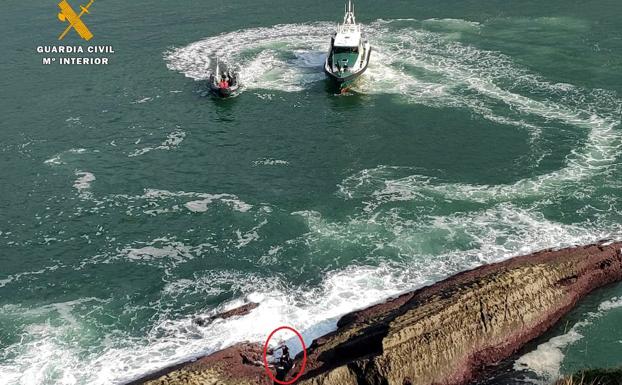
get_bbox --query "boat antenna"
[343,1,356,25]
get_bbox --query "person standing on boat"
[219,76,229,89]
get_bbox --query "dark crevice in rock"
[299,323,388,380]
[557,274,579,286]
[479,298,489,333]
[600,259,613,269]
[350,360,387,385]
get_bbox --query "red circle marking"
[262,326,307,385]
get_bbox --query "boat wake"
[165,22,330,92]
[166,19,621,205]
[165,19,621,171]
[1,18,621,385]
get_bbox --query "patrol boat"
[324,1,371,91]
[208,59,240,98]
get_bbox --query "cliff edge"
[129,241,622,385]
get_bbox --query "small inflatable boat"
[208,59,240,98]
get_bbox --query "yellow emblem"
[57,0,95,41]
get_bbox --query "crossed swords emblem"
[57,0,95,41]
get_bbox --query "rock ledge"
[129,241,622,385]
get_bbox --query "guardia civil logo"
[36,0,113,65]
[57,0,95,41]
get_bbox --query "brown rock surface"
[127,342,270,385]
[128,241,622,385]
[193,302,260,326]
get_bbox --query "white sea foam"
[44,155,63,165]
[124,243,192,264]
[339,116,618,206]
[292,203,612,267]
[132,97,153,104]
[514,296,622,380]
[0,266,414,385]
[514,330,584,381]
[73,187,253,217]
[421,18,482,30]
[0,323,80,385]
[0,265,61,289]
[44,148,87,165]
[234,219,267,249]
[73,171,95,199]
[253,158,290,166]
[129,129,186,157]
[598,296,622,311]
[56,266,420,385]
[0,298,109,385]
[142,190,252,214]
[184,193,252,213]
[184,199,212,212]
[165,22,329,91]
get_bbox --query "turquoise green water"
[1,0,621,384]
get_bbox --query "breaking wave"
[2,17,621,385]
[1,201,619,385]
[514,296,622,380]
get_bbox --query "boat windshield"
[334,46,358,54]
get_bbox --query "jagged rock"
[128,242,622,385]
[291,242,622,385]
[126,342,270,385]
[193,302,260,326]
[556,367,622,385]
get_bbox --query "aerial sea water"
[0,0,621,384]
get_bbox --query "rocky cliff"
[127,343,270,385]
[128,241,622,385]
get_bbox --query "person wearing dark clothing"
[278,345,290,362]
[270,344,293,382]
[274,358,293,382]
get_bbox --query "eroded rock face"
[293,242,622,385]
[128,242,622,385]
[127,342,270,385]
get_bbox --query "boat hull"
[208,75,239,98]
[209,85,237,98]
[324,46,371,90]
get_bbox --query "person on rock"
[268,342,294,382]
